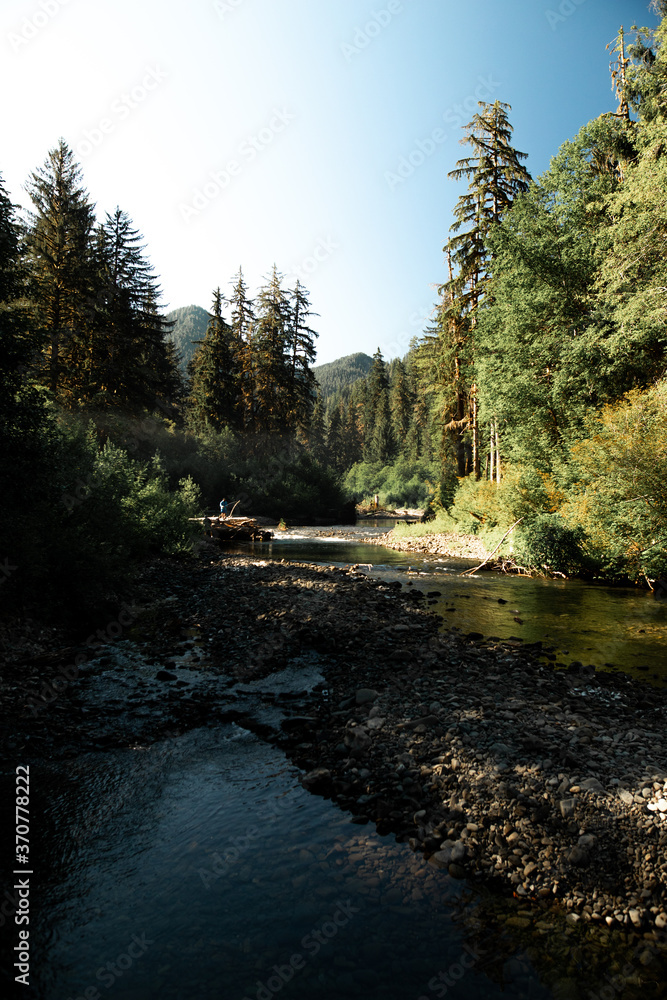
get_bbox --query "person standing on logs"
[219,498,230,519]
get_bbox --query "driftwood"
[190,516,273,543]
[459,518,524,577]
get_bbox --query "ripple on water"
[31,727,563,1000]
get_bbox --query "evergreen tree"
[389,358,413,453]
[306,391,327,461]
[253,264,293,437]
[370,391,393,464]
[435,101,531,478]
[229,267,256,432]
[286,279,318,430]
[24,139,96,404]
[90,207,177,411]
[475,115,634,469]
[187,287,239,430]
[326,401,345,470]
[597,50,667,392]
[363,348,393,461]
[343,387,365,467]
[0,173,43,440]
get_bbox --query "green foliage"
[187,288,240,432]
[344,458,439,508]
[392,509,457,538]
[249,454,350,521]
[0,413,201,621]
[447,465,550,532]
[516,514,590,576]
[561,383,667,581]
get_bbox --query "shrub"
[517,513,590,576]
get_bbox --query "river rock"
[300,768,332,793]
[356,688,380,705]
[580,777,605,794]
[156,669,177,681]
[344,727,371,751]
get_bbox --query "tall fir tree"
[24,139,96,404]
[363,348,393,462]
[434,101,531,478]
[253,264,293,437]
[0,173,42,441]
[229,267,257,432]
[187,287,239,430]
[306,391,327,461]
[286,279,318,431]
[90,207,178,412]
[326,401,345,470]
[389,358,413,456]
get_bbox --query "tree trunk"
[471,384,480,479]
[495,422,501,484]
[489,420,495,482]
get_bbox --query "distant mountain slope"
[165,305,209,370]
[313,352,373,399]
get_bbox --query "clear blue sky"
[0,0,657,365]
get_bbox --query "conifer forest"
[3,10,667,622]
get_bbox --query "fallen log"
[189,516,273,543]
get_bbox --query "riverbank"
[363,528,492,562]
[3,551,666,981]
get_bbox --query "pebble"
[13,550,667,970]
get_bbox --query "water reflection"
[225,526,667,685]
[32,728,560,1000]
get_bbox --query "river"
[229,521,667,686]
[19,523,666,1000]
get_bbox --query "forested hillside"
[3,3,667,628]
[165,305,209,370]
[313,352,373,398]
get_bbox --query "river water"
[234,521,667,686]
[19,523,666,1000]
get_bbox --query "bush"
[448,464,564,534]
[517,513,590,576]
[1,414,202,622]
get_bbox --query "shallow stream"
[12,523,667,999]
[231,521,667,686]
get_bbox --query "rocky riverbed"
[364,528,492,562]
[3,551,667,984]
